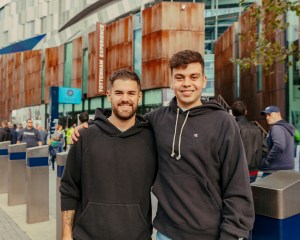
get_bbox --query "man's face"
[26,120,33,129]
[265,112,281,125]
[107,79,142,120]
[171,62,207,109]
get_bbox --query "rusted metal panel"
[142,2,204,90]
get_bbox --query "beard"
[111,103,138,120]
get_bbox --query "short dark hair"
[169,50,205,74]
[79,111,89,123]
[109,69,141,90]
[231,101,247,117]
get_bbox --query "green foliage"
[231,0,300,76]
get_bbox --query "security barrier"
[251,170,300,239]
[26,145,49,224]
[0,141,11,193]
[56,152,68,240]
[8,143,27,205]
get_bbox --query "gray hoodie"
[261,120,295,171]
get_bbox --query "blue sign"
[58,87,82,104]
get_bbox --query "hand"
[71,122,89,143]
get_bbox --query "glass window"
[90,97,102,110]
[82,48,88,94]
[204,54,214,97]
[63,42,72,87]
[133,12,142,78]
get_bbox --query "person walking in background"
[0,120,12,142]
[60,69,157,240]
[231,101,263,183]
[17,119,42,148]
[37,125,48,145]
[49,124,64,170]
[72,50,254,240]
[78,111,89,124]
[260,106,295,176]
[8,122,18,144]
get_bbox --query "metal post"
[26,145,49,224]
[0,141,11,193]
[8,143,27,205]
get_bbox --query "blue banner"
[58,87,82,104]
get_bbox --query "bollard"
[251,171,300,239]
[56,152,68,240]
[8,143,27,205]
[0,141,11,193]
[26,145,49,224]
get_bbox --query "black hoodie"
[60,108,157,240]
[146,98,254,240]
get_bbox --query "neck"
[108,114,136,131]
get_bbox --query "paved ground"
[0,163,158,240]
[0,165,56,240]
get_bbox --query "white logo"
[194,134,198,138]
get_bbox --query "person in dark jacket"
[231,100,263,183]
[72,50,254,240]
[8,122,18,144]
[0,120,12,142]
[59,69,157,240]
[260,106,295,175]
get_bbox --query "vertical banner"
[49,86,59,137]
[95,22,107,95]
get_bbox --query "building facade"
[0,0,251,127]
[214,2,300,133]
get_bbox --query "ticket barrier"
[8,143,27,205]
[0,141,10,193]
[56,152,68,240]
[26,145,49,224]
[251,171,300,239]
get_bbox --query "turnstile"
[0,141,10,193]
[251,170,300,239]
[8,143,27,205]
[26,145,49,224]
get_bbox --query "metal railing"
[217,95,231,112]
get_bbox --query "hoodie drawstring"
[171,108,179,158]
[171,108,190,160]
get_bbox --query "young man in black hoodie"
[60,70,157,240]
[72,50,254,240]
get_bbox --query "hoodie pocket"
[152,172,222,229]
[73,202,150,240]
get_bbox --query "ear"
[106,90,112,103]
[202,75,207,88]
[170,76,173,90]
[138,91,143,103]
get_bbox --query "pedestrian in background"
[17,119,42,148]
[37,125,48,145]
[8,122,18,144]
[49,124,64,170]
[231,101,263,183]
[0,120,12,142]
[260,106,295,176]
[78,111,89,124]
